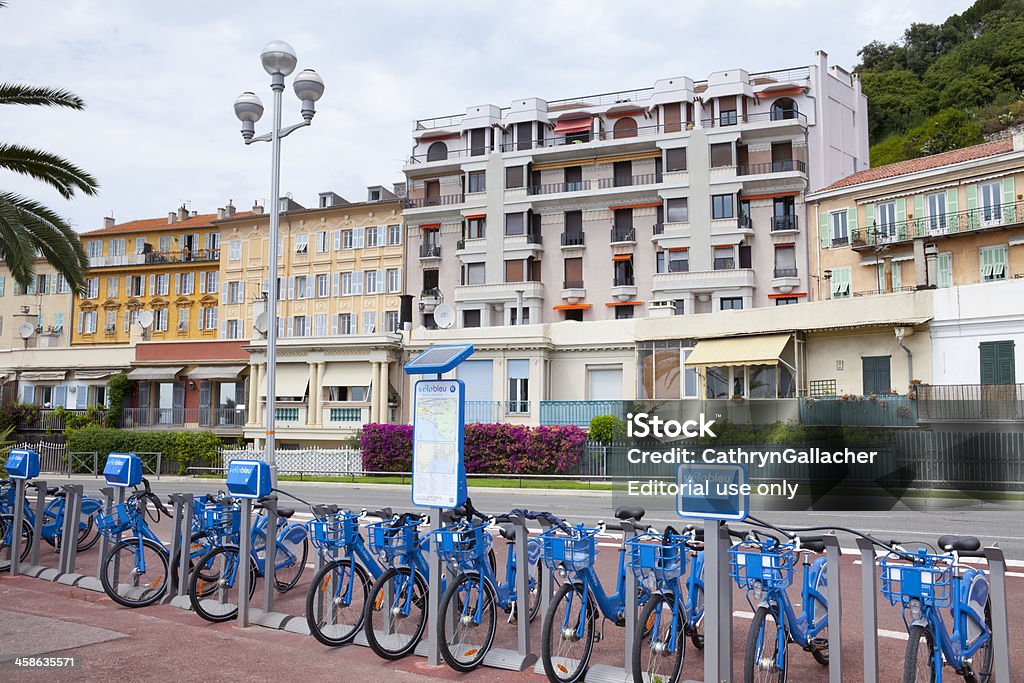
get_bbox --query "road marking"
[733,610,910,641]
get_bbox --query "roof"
[819,139,1015,192]
[81,211,254,237]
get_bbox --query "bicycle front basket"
[96,503,135,536]
[626,532,688,586]
[729,542,796,590]
[880,554,953,608]
[540,526,598,572]
[367,520,419,561]
[434,522,491,566]
[200,503,241,537]
[308,511,361,551]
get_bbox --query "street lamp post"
[234,41,324,486]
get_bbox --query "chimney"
[217,208,226,220]
[177,205,189,221]
[190,210,198,218]
[225,200,236,217]
[252,201,264,215]
[1014,130,1024,152]
[168,212,177,224]
[103,215,116,229]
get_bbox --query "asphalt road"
[61,475,1024,557]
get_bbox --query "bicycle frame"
[908,566,991,675]
[565,544,630,635]
[751,557,827,666]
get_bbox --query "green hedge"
[66,425,222,475]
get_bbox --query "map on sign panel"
[412,379,465,507]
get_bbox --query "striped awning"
[127,366,183,381]
[685,334,791,368]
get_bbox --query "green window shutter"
[896,198,907,222]
[937,253,952,288]
[981,341,1016,385]
[847,207,858,237]
[913,195,925,220]
[865,204,875,231]
[892,261,902,290]
[1003,177,1015,207]
[877,264,885,292]
[946,188,959,230]
[966,184,978,212]
[819,212,829,249]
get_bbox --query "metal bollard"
[531,516,555,676]
[822,534,843,683]
[703,520,732,683]
[237,498,253,627]
[512,514,533,667]
[855,537,879,683]
[983,546,1012,683]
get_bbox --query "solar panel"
[404,344,475,375]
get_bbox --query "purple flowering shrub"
[362,422,586,475]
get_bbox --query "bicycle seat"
[277,507,295,519]
[937,535,981,552]
[614,505,645,521]
[499,524,516,542]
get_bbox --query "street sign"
[226,459,272,499]
[103,452,142,488]
[5,449,39,480]
[676,463,749,521]
[410,379,467,508]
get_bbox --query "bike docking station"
[164,490,195,608]
[94,452,144,596]
[2,448,39,575]
[225,457,271,628]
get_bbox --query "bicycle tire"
[0,514,33,568]
[273,523,308,592]
[76,512,101,552]
[363,566,429,660]
[744,605,787,683]
[305,558,371,647]
[903,624,936,683]
[632,592,685,683]
[99,537,169,608]
[541,582,597,683]
[438,571,497,672]
[169,532,217,597]
[810,563,829,666]
[964,598,994,683]
[188,544,258,623]
[689,585,705,650]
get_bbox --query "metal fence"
[918,384,1024,422]
[799,396,918,427]
[218,446,363,477]
[465,401,501,424]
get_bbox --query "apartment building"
[73,205,244,345]
[403,51,867,330]
[0,258,73,351]
[215,187,406,446]
[808,134,1024,301]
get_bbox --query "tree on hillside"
[0,1,97,292]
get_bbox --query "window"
[426,141,448,161]
[614,305,635,319]
[980,182,1003,223]
[710,143,733,167]
[0,275,4,296]
[385,311,400,333]
[507,359,529,414]
[104,310,116,333]
[937,252,953,288]
[656,251,666,273]
[86,277,99,299]
[504,259,524,283]
[711,194,735,219]
[665,147,687,172]
[862,356,892,395]
[505,212,525,236]
[294,316,308,336]
[364,270,379,294]
[666,198,688,223]
[387,268,402,293]
[294,233,308,254]
[387,224,402,245]
[563,257,583,288]
[668,249,688,273]
[564,166,583,192]
[153,308,168,332]
[719,109,738,126]
[564,308,584,322]
[53,312,64,332]
[510,306,530,325]
[613,257,634,286]
[720,297,743,311]
[110,239,126,257]
[465,217,486,239]
[470,128,487,156]
[505,166,524,189]
[775,297,799,306]
[877,202,896,238]
[79,310,97,334]
[830,267,851,298]
[713,246,735,270]
[980,245,1008,281]
[316,231,329,253]
[180,272,195,295]
[229,240,242,261]
[770,98,798,120]
[86,240,102,258]
[36,273,49,294]
[980,340,1015,385]
[362,311,376,334]
[463,309,481,328]
[312,313,327,336]
[341,272,354,295]
[830,211,848,244]
[365,226,380,248]
[203,271,218,294]
[463,262,485,285]
[199,306,218,330]
[927,192,946,230]
[422,269,439,293]
[155,274,169,296]
[160,235,171,253]
[342,229,354,249]
[294,275,310,299]
[311,273,327,298]
[467,171,486,193]
[177,308,189,332]
[774,245,796,277]
[337,313,354,335]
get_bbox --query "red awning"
[463,213,485,220]
[605,300,643,307]
[554,118,593,135]
[612,254,633,261]
[553,303,592,311]
[768,292,807,299]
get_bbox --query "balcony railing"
[917,384,1024,422]
[774,267,798,278]
[652,223,664,235]
[403,194,464,209]
[799,396,917,427]
[121,407,245,429]
[850,199,1024,249]
[419,244,442,258]
[91,249,220,268]
[466,400,502,424]
[700,110,808,128]
[771,215,799,231]
[613,275,636,286]
[275,407,300,422]
[853,286,917,297]
[737,159,807,176]
[738,216,753,230]
[18,408,97,431]
[610,227,636,243]
[526,173,661,196]
[526,231,543,245]
[561,232,585,246]
[506,400,530,415]
[563,279,585,289]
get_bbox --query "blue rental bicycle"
[97,478,211,608]
[880,534,993,683]
[729,526,829,683]
[435,503,543,672]
[627,525,706,683]
[0,479,104,562]
[539,505,651,683]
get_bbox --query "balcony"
[89,249,220,269]
[454,281,544,305]
[465,401,502,424]
[18,408,98,431]
[403,194,464,209]
[700,110,808,129]
[773,267,798,278]
[610,227,636,244]
[419,244,442,260]
[849,200,1024,251]
[121,407,246,431]
[562,280,586,303]
[652,268,755,293]
[799,396,917,428]
[917,384,1024,423]
[737,159,807,176]
[771,215,799,232]
[560,232,585,249]
[652,223,664,235]
[455,238,486,257]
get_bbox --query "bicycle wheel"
[438,571,497,672]
[305,558,371,646]
[526,559,543,622]
[902,624,936,683]
[76,509,101,552]
[633,592,685,683]
[965,599,994,683]
[542,582,596,683]
[273,524,308,592]
[0,514,33,569]
[809,563,829,666]
[363,566,429,660]
[744,605,787,683]
[100,537,169,608]
[188,545,258,623]
[169,532,218,598]
[689,584,705,650]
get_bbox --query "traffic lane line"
[731,609,910,640]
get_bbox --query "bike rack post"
[483,514,536,670]
[983,546,1012,683]
[855,537,879,683]
[56,484,84,582]
[5,478,28,575]
[531,516,556,677]
[251,495,290,630]
[238,497,253,627]
[163,493,189,603]
[822,534,843,683]
[424,506,443,666]
[23,480,49,577]
[702,520,733,683]
[95,487,114,582]
[169,493,194,609]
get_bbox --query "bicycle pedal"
[809,637,829,650]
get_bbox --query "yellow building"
[215,187,407,446]
[73,205,249,345]
[807,135,1024,300]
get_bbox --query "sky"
[3,0,971,232]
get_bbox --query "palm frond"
[0,83,84,109]
[0,143,99,198]
[0,192,88,293]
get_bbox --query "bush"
[361,422,588,476]
[588,414,624,443]
[0,402,40,430]
[66,425,222,475]
[104,372,129,428]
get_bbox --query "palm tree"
[0,3,98,293]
